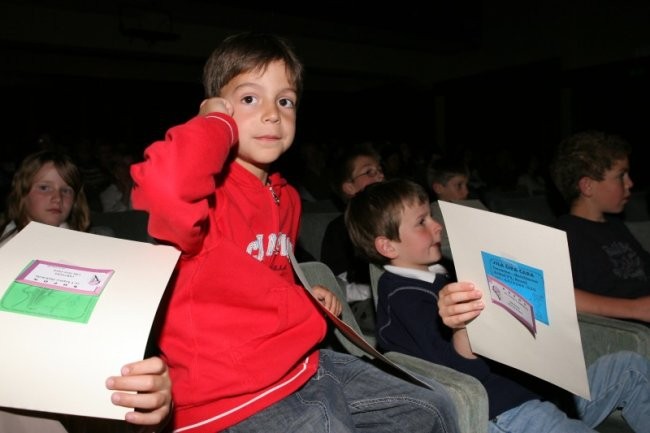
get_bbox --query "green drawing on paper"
[0,260,112,323]
[0,281,99,323]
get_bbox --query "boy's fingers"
[108,373,166,392]
[122,401,171,425]
[122,356,167,376]
[112,390,167,409]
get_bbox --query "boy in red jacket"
[130,32,459,433]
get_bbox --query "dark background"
[2,0,650,188]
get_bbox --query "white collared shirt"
[383,263,448,284]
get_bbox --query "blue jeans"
[490,351,650,433]
[224,349,459,433]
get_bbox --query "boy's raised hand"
[312,285,343,318]
[199,97,234,117]
[437,282,484,329]
[106,356,172,426]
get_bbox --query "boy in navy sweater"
[345,178,650,433]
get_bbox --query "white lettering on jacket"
[246,233,291,261]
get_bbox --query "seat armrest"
[578,312,650,365]
[385,351,489,433]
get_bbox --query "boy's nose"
[263,104,280,123]
[264,113,279,123]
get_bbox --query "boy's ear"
[375,236,398,259]
[577,176,593,197]
[342,180,356,198]
[432,182,443,195]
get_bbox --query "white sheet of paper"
[439,201,590,399]
[0,222,180,419]
[431,199,487,259]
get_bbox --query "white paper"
[439,201,590,399]
[431,199,487,258]
[0,222,180,419]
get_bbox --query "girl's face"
[25,162,75,227]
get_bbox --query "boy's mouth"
[256,134,281,140]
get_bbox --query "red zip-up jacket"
[130,112,327,432]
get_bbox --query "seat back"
[298,211,341,261]
[621,190,649,221]
[485,192,557,226]
[624,220,650,252]
[298,261,373,357]
[90,210,151,242]
[369,262,383,310]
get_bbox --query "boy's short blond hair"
[345,178,429,265]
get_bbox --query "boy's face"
[220,60,297,179]
[388,200,443,271]
[433,174,469,202]
[342,155,385,198]
[584,157,633,215]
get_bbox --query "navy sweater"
[377,270,570,419]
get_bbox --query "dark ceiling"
[3,0,650,160]
[184,1,483,52]
[22,0,482,54]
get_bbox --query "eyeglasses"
[350,166,384,182]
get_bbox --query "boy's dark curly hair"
[550,130,631,204]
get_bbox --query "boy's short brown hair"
[203,32,303,101]
[550,130,631,204]
[345,178,430,265]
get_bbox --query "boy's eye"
[36,184,52,193]
[241,95,256,104]
[279,98,295,108]
[61,187,75,197]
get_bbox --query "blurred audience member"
[427,156,471,202]
[100,153,135,212]
[295,140,333,202]
[517,152,547,196]
[321,142,384,333]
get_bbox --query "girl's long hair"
[0,150,90,241]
